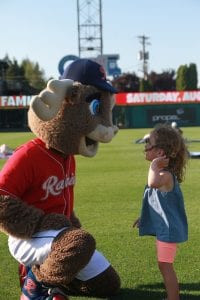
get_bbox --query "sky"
[0,0,199,82]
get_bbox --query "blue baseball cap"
[61,59,117,94]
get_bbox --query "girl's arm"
[148,156,173,191]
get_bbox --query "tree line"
[112,63,198,92]
[0,55,198,95]
[0,56,47,96]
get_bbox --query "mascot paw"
[32,228,96,286]
[37,213,72,232]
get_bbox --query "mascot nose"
[88,124,118,143]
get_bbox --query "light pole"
[138,35,150,79]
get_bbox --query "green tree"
[187,63,198,90]
[21,59,46,90]
[176,63,198,90]
[139,78,152,92]
[176,65,187,91]
[6,58,23,80]
[3,55,46,95]
[6,58,25,94]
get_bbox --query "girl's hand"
[151,156,169,170]
[133,218,140,228]
[148,156,172,189]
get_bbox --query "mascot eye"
[89,99,100,115]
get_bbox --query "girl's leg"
[156,240,179,300]
[158,261,179,300]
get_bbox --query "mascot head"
[28,59,118,157]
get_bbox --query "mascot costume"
[0,59,120,300]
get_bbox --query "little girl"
[133,123,188,300]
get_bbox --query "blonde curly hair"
[152,123,188,183]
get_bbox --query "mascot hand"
[36,213,72,232]
[0,195,71,238]
[70,211,81,228]
[0,195,44,238]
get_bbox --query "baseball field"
[0,128,200,299]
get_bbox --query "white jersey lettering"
[41,175,75,200]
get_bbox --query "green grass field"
[0,128,200,299]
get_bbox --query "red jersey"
[0,138,75,218]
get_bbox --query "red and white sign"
[0,95,34,108]
[1,91,200,108]
[115,91,200,106]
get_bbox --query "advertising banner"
[0,95,33,108]
[147,107,196,127]
[116,91,200,106]
[1,90,200,108]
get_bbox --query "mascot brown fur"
[0,59,120,300]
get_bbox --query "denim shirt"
[139,175,188,243]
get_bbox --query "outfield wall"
[121,104,199,128]
[115,91,200,128]
[0,91,200,129]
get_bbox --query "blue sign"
[106,56,121,77]
[58,55,79,76]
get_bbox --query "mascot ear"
[30,79,74,121]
